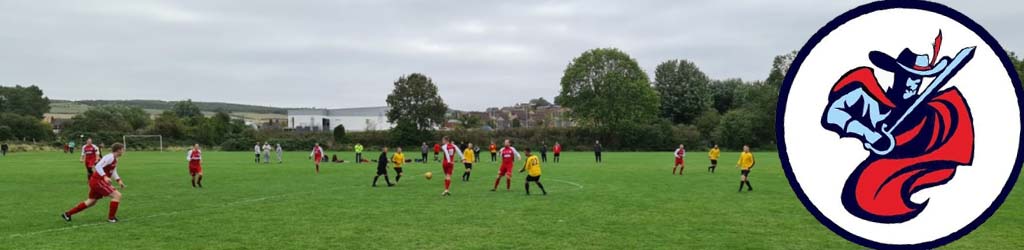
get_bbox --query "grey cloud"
[0,0,1019,110]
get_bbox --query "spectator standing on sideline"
[433,143,441,162]
[594,140,603,163]
[1,142,8,157]
[421,142,429,163]
[354,143,364,164]
[473,144,481,163]
[276,144,283,163]
[262,142,272,164]
[489,141,498,162]
[540,143,548,163]
[254,143,262,163]
[553,142,562,163]
[68,140,76,154]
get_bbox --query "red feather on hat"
[931,31,942,66]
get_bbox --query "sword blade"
[885,46,975,134]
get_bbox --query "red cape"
[830,67,974,222]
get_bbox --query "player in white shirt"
[61,143,127,223]
[440,136,465,196]
[254,143,262,164]
[276,144,283,163]
[673,144,686,175]
[262,143,272,163]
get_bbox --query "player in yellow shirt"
[391,147,406,183]
[461,143,476,181]
[708,144,721,173]
[519,148,547,195]
[737,145,755,192]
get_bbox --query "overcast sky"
[0,0,1020,111]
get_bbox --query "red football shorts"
[499,164,513,177]
[443,162,454,175]
[675,158,684,165]
[88,176,115,199]
[85,161,96,169]
[314,154,322,164]
[189,162,202,176]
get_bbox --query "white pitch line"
[548,178,584,190]
[5,188,335,239]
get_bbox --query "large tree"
[1010,51,1023,88]
[653,59,711,124]
[151,111,185,139]
[556,48,660,128]
[529,97,552,107]
[385,73,448,130]
[766,51,798,88]
[333,123,347,143]
[709,78,743,114]
[0,112,52,141]
[64,105,151,136]
[172,99,203,120]
[0,85,50,118]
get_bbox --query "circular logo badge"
[777,1,1023,249]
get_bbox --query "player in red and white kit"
[440,136,464,196]
[491,139,521,192]
[61,143,127,223]
[310,143,324,174]
[80,138,101,180]
[672,144,686,175]
[186,144,204,188]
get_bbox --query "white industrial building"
[288,106,393,132]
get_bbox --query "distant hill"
[50,99,288,115]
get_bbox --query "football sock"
[525,183,530,195]
[746,181,753,190]
[373,175,379,186]
[506,178,511,190]
[537,182,547,194]
[385,176,392,185]
[444,179,451,190]
[493,178,501,189]
[739,181,745,191]
[67,202,88,216]
[466,172,471,181]
[191,178,196,187]
[108,201,119,219]
[197,176,203,187]
[395,175,401,182]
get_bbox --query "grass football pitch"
[1,151,1021,249]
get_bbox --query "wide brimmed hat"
[869,31,947,77]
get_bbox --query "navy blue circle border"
[775,0,1024,249]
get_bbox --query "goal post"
[123,135,164,151]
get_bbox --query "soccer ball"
[425,171,433,180]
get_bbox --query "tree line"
[3,49,1022,152]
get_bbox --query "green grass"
[0,151,1021,249]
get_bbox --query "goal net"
[122,135,163,151]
